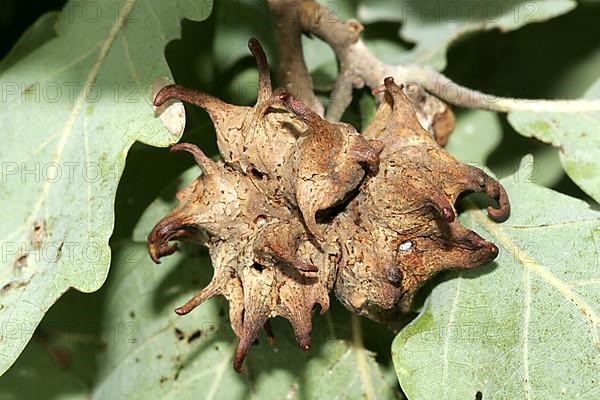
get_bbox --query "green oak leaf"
[0,0,213,375]
[509,79,600,204]
[392,155,600,399]
[357,0,576,70]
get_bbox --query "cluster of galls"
[148,39,510,373]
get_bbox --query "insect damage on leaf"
[147,38,510,373]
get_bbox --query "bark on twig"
[267,0,324,116]
[416,66,600,113]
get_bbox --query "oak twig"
[280,0,600,120]
[267,0,324,116]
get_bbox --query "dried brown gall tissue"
[148,38,510,373]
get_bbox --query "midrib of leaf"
[83,107,92,237]
[506,220,600,229]
[351,314,376,400]
[441,275,462,398]
[469,204,600,353]
[204,349,234,400]
[522,262,532,399]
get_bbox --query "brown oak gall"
[148,39,509,373]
